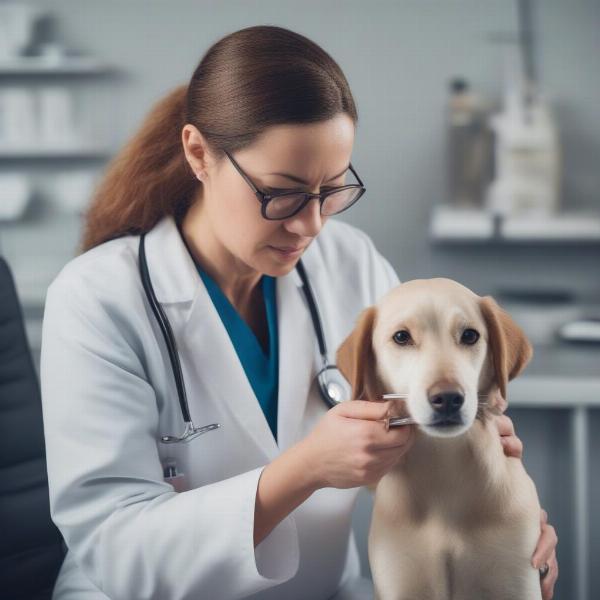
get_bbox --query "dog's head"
[336,278,533,438]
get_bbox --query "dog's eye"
[393,330,412,345]
[461,328,480,345]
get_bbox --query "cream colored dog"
[336,278,543,600]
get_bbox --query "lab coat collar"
[143,215,199,303]
[143,214,303,304]
[144,214,313,458]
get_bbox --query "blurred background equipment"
[0,2,45,61]
[0,173,32,221]
[446,76,494,210]
[485,0,561,218]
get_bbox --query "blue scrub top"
[179,228,279,443]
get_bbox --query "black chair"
[0,256,66,599]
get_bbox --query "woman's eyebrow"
[267,164,350,185]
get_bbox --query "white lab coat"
[40,214,400,600]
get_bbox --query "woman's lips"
[270,245,306,257]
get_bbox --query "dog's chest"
[368,435,536,600]
[379,428,509,529]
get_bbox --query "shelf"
[0,56,116,76]
[0,144,112,158]
[503,213,600,240]
[430,205,600,244]
[510,375,600,407]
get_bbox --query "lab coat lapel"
[181,253,315,461]
[275,266,315,452]
[183,282,280,461]
[144,215,315,461]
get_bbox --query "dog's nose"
[428,390,464,417]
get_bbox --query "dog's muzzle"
[427,390,464,425]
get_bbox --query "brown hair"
[80,25,358,253]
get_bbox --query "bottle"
[446,77,494,210]
[485,46,561,217]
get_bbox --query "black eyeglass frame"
[223,149,366,220]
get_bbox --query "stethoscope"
[138,230,352,444]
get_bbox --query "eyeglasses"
[223,149,366,220]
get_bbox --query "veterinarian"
[40,25,558,600]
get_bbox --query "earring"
[196,170,206,182]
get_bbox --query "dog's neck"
[388,414,513,525]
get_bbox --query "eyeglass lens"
[266,187,362,219]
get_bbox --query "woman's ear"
[336,306,385,401]
[478,296,533,404]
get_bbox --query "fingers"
[496,414,523,459]
[500,435,523,459]
[532,510,558,599]
[372,422,414,450]
[541,550,558,600]
[341,399,394,420]
[495,414,515,437]
[494,389,508,413]
[532,518,558,571]
[338,400,414,450]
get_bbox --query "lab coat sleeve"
[40,275,300,600]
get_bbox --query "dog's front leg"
[368,520,452,600]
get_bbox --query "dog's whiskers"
[377,396,490,429]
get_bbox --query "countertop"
[510,342,600,407]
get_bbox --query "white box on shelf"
[502,212,600,240]
[51,169,99,214]
[430,205,494,240]
[0,173,31,220]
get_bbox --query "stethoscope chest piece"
[317,365,352,407]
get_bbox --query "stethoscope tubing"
[138,230,343,444]
[294,258,328,360]
[139,232,192,424]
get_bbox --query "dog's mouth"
[427,416,464,428]
[420,415,467,438]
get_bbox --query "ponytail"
[80,84,196,252]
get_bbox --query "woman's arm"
[254,442,319,547]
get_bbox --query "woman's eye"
[393,330,412,345]
[461,328,480,345]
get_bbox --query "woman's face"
[183,113,356,278]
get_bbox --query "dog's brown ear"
[336,306,385,401]
[479,296,533,403]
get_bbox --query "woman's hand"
[534,509,559,600]
[299,399,416,489]
[494,412,559,599]
[496,412,523,459]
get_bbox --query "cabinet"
[0,52,120,374]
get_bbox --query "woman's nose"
[284,197,323,237]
